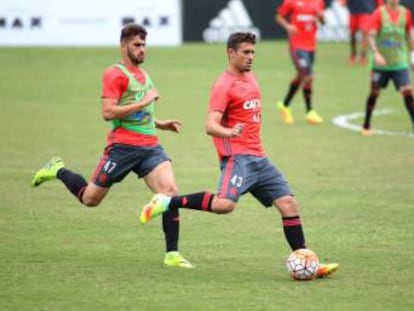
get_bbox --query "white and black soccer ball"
[286,248,320,280]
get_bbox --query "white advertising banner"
[0,0,182,46]
[317,0,349,42]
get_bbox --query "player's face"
[123,35,146,65]
[229,42,255,72]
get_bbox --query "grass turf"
[0,41,413,310]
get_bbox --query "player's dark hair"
[120,23,147,42]
[227,32,256,50]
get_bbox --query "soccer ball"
[286,248,320,280]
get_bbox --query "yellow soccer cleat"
[31,157,65,187]
[277,101,294,124]
[139,193,170,224]
[164,251,195,269]
[316,263,339,278]
[306,110,323,125]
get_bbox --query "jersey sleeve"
[101,67,128,99]
[277,0,292,17]
[406,8,413,31]
[370,8,382,32]
[209,79,230,113]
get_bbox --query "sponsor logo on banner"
[0,16,42,29]
[0,0,182,46]
[317,0,349,42]
[203,0,261,43]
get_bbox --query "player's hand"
[374,52,386,66]
[230,123,245,138]
[317,12,325,25]
[286,24,298,36]
[142,88,160,106]
[156,119,183,133]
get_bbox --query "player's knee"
[401,86,412,95]
[81,194,102,208]
[275,195,299,216]
[163,186,179,197]
[369,85,380,97]
[212,199,236,214]
[303,75,312,84]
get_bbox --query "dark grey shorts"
[290,49,315,76]
[91,144,170,187]
[217,155,292,207]
[371,68,411,90]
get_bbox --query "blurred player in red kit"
[275,0,325,125]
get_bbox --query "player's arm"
[405,10,414,69]
[205,111,244,138]
[276,1,297,35]
[317,0,325,25]
[101,88,159,121]
[276,14,297,35]
[155,119,183,133]
[317,12,325,25]
[368,10,386,66]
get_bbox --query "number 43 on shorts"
[231,174,243,187]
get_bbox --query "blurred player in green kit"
[361,0,414,135]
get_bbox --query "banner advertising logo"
[0,0,182,46]
[203,0,261,43]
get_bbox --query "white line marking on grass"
[332,109,414,138]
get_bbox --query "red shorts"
[349,14,372,32]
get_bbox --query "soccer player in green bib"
[31,24,193,268]
[362,0,414,135]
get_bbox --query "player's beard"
[242,61,252,72]
[127,49,144,65]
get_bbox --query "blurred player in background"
[340,0,384,65]
[139,32,339,277]
[31,23,193,268]
[275,0,325,125]
[362,0,414,135]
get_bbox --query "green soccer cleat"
[277,101,294,124]
[31,157,65,187]
[139,193,171,224]
[316,263,339,278]
[164,251,195,269]
[306,110,323,125]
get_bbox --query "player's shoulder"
[371,5,382,16]
[212,72,234,88]
[102,64,124,78]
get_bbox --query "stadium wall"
[1,0,413,46]
[0,0,182,46]
[182,0,414,43]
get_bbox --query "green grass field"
[1,41,413,311]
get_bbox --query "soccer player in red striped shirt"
[140,32,339,277]
[275,0,325,125]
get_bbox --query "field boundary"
[332,109,414,138]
